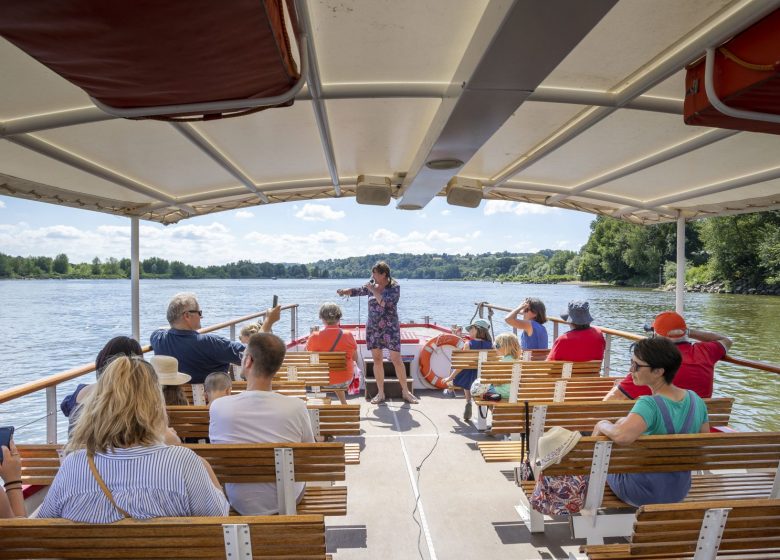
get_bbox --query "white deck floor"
[327,390,602,559]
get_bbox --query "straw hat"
[534,426,582,471]
[150,355,191,386]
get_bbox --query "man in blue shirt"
[151,292,280,384]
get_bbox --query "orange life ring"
[419,334,464,390]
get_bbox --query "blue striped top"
[35,444,229,522]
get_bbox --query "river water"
[1,278,778,440]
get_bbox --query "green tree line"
[1,211,778,288]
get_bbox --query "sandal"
[370,394,386,405]
[402,392,419,404]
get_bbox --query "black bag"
[519,401,534,481]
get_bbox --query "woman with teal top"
[505,298,548,350]
[592,337,709,506]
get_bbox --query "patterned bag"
[529,475,589,516]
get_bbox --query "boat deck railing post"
[603,334,612,376]
[46,386,57,444]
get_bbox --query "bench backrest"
[284,351,348,373]
[187,443,346,484]
[490,398,734,435]
[478,360,602,385]
[543,432,780,477]
[475,378,616,406]
[182,381,307,403]
[0,515,327,559]
[19,442,347,486]
[618,499,780,558]
[450,348,552,369]
[167,404,361,439]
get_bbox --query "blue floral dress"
[350,282,401,351]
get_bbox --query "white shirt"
[209,390,315,515]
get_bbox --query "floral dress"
[350,282,401,351]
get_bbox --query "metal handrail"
[0,305,299,442]
[473,301,780,375]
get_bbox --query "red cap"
[650,311,687,339]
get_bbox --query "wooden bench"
[0,515,328,559]
[450,348,551,370]
[167,404,362,464]
[577,499,780,560]
[473,378,617,431]
[182,380,308,404]
[284,351,348,375]
[19,442,349,516]
[189,443,348,516]
[515,432,780,544]
[478,398,734,462]
[478,360,603,385]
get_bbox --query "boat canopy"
[1,0,779,225]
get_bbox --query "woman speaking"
[337,261,418,404]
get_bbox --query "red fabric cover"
[305,326,357,385]
[684,8,780,135]
[618,341,727,399]
[546,326,606,362]
[0,0,298,115]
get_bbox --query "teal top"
[630,391,709,435]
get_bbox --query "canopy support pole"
[131,217,140,342]
[676,214,686,314]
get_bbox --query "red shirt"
[305,325,357,385]
[547,326,606,362]
[617,340,727,399]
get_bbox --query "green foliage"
[685,263,712,286]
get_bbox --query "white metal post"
[274,448,297,515]
[222,524,253,559]
[131,217,140,342]
[602,335,611,376]
[308,408,321,438]
[508,363,521,404]
[676,214,686,314]
[46,386,57,444]
[693,508,730,560]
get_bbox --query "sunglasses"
[186,309,203,317]
[628,359,653,372]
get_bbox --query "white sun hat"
[150,355,191,386]
[534,426,582,471]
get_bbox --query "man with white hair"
[150,292,279,384]
[604,310,732,400]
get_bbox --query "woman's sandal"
[370,394,386,405]
[402,393,419,404]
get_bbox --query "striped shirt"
[35,444,228,522]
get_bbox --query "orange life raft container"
[419,334,464,390]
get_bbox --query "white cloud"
[484,200,556,216]
[244,229,351,262]
[441,209,451,216]
[371,228,401,243]
[235,210,254,219]
[294,203,345,221]
[0,200,5,208]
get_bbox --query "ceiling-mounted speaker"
[356,175,392,206]
[445,177,483,208]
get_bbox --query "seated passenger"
[209,333,314,515]
[205,371,233,405]
[494,332,521,361]
[504,297,548,350]
[239,323,261,344]
[443,319,493,422]
[547,301,605,362]
[151,355,191,406]
[36,356,228,522]
[604,310,732,401]
[305,302,358,405]
[61,336,143,437]
[1,438,25,518]
[592,337,709,506]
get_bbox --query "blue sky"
[0,195,595,265]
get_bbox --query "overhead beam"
[172,122,268,203]
[546,129,739,204]
[5,133,195,214]
[397,0,618,210]
[491,0,780,187]
[296,0,340,197]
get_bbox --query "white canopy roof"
[1,0,779,225]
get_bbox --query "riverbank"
[662,280,780,296]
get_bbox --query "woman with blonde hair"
[495,332,522,361]
[36,356,228,522]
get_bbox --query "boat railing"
[0,305,299,444]
[473,301,780,377]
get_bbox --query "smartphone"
[0,426,14,464]
[272,295,278,308]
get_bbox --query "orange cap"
[650,311,687,339]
